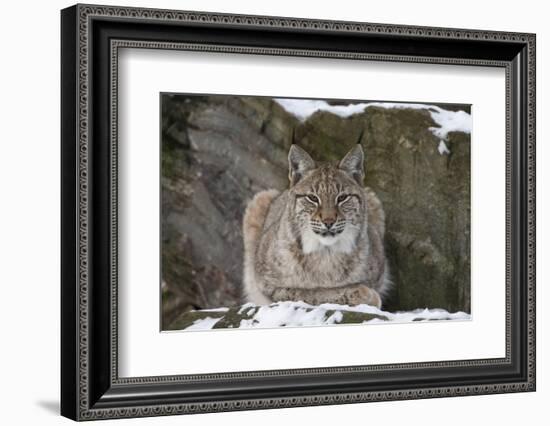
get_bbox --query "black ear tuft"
[356,128,365,145]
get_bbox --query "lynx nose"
[322,217,336,229]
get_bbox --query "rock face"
[161,94,471,330]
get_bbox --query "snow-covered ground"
[274,98,471,155]
[182,301,471,331]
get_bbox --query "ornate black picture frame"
[61,4,536,421]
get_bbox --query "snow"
[274,98,370,120]
[274,98,472,142]
[184,316,223,330]
[181,301,471,331]
[239,301,345,329]
[193,307,229,312]
[326,310,344,324]
[237,303,256,314]
[438,140,451,155]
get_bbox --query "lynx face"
[288,145,367,253]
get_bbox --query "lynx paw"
[348,285,382,309]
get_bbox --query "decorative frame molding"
[61,3,536,421]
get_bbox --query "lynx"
[242,142,390,308]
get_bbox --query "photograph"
[58,3,536,420]
[160,94,472,331]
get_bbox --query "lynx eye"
[337,194,350,204]
[305,194,320,204]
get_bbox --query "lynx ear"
[339,144,365,185]
[288,145,315,186]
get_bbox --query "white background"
[119,50,506,377]
[0,0,547,425]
